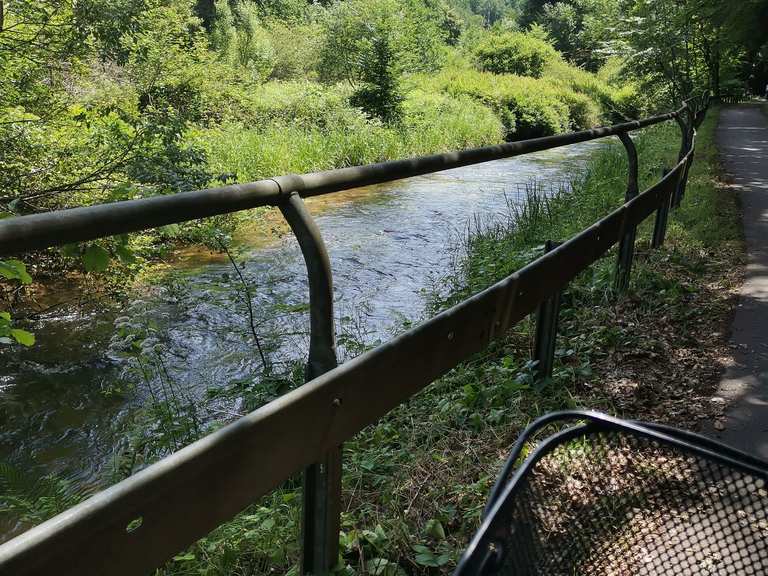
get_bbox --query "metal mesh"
[457,416,768,576]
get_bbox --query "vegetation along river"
[0,140,606,540]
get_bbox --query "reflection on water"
[0,140,607,540]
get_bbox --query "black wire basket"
[455,411,768,576]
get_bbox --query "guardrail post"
[615,131,639,292]
[672,107,691,208]
[533,240,562,381]
[652,168,672,248]
[279,192,341,576]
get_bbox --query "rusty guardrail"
[0,91,710,575]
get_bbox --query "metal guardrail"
[0,92,710,575]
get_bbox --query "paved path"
[707,104,768,458]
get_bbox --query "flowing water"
[0,140,607,540]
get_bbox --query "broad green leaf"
[83,245,110,273]
[10,329,35,346]
[425,519,445,541]
[0,260,32,284]
[261,518,275,530]
[60,244,81,258]
[115,244,136,264]
[414,553,437,567]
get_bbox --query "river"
[0,139,607,540]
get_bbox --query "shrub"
[319,0,445,84]
[206,80,363,131]
[556,88,602,130]
[349,27,404,123]
[545,59,615,112]
[191,83,504,183]
[266,22,323,80]
[612,84,649,121]
[401,90,504,152]
[210,0,275,82]
[474,31,561,78]
[424,69,571,139]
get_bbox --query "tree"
[319,0,445,122]
[349,29,404,123]
[0,0,214,217]
[519,0,620,70]
[615,0,751,101]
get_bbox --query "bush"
[266,22,323,80]
[425,69,571,139]
[210,0,275,82]
[556,88,602,129]
[348,26,404,123]
[401,90,504,152]
[191,83,504,183]
[204,80,363,131]
[611,84,649,121]
[545,59,615,112]
[319,0,445,84]
[474,31,561,78]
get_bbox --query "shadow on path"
[703,104,768,458]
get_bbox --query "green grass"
[150,107,742,576]
[189,82,504,184]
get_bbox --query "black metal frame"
[456,411,768,576]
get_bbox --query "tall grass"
[190,84,504,183]
[438,122,680,307]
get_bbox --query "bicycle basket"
[455,411,768,576]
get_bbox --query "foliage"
[0,463,86,525]
[318,0,445,122]
[193,85,503,183]
[266,21,324,80]
[319,0,447,81]
[612,0,767,101]
[400,90,505,153]
[520,0,621,70]
[425,68,596,138]
[348,24,405,123]
[474,30,561,77]
[210,0,275,81]
[0,259,34,346]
